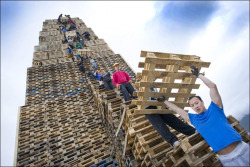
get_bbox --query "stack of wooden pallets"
[15,16,249,167]
[132,51,210,114]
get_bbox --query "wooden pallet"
[65,30,77,38]
[132,51,210,115]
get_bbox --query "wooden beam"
[134,92,195,98]
[134,109,176,115]
[132,100,190,108]
[135,82,200,89]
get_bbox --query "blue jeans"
[145,106,196,146]
[120,82,135,101]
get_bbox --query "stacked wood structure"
[15,16,249,167]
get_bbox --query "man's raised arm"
[190,66,222,108]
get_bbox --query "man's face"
[188,97,206,114]
[115,65,119,71]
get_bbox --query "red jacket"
[113,71,131,87]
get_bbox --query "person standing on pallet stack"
[100,68,115,91]
[157,65,250,167]
[112,63,135,101]
[57,13,62,24]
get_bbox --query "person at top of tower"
[100,68,115,91]
[57,14,62,24]
[112,63,135,101]
[65,14,71,19]
[83,31,91,41]
[68,18,75,25]
[157,65,250,167]
[67,24,76,31]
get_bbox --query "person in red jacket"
[112,63,135,101]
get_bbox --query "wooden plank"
[135,82,200,89]
[134,109,176,115]
[140,51,198,59]
[132,100,189,108]
[141,70,196,79]
[138,60,210,68]
[134,92,195,99]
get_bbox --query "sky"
[1,1,249,166]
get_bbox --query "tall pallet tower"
[15,16,249,167]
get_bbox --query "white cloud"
[187,1,249,120]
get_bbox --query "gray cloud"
[154,1,219,32]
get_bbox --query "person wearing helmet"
[157,65,249,167]
[112,63,135,101]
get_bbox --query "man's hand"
[117,84,120,90]
[157,96,166,102]
[190,65,200,77]
[129,80,132,84]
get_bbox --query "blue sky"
[1,1,249,166]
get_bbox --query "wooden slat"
[134,109,176,115]
[134,92,195,98]
[135,82,200,89]
[141,70,196,79]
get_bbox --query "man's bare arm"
[198,74,222,108]
[190,65,222,108]
[157,96,190,122]
[164,100,190,122]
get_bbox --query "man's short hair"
[188,96,203,103]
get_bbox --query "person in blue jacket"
[94,70,103,85]
[157,65,249,167]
